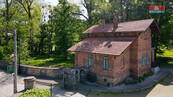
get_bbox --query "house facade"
[68,18,160,86]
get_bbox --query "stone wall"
[97,70,130,86]
[0,60,13,69]
[0,60,63,78]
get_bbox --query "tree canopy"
[0,0,172,63]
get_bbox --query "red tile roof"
[68,37,137,56]
[83,19,160,34]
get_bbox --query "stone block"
[24,76,36,90]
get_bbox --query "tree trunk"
[30,35,34,56]
[50,46,53,53]
[64,52,67,61]
[30,22,34,57]
[125,2,129,22]
[5,0,9,45]
[38,43,41,54]
[47,31,51,58]
[120,0,123,22]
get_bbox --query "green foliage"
[53,1,87,60]
[0,46,4,60]
[125,71,153,85]
[157,48,173,56]
[0,0,172,70]
[156,56,173,68]
[146,71,154,76]
[21,54,75,68]
[21,88,51,97]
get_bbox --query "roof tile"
[83,19,160,34]
[68,37,137,56]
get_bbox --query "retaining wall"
[0,60,64,79]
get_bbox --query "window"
[89,55,93,67]
[146,53,148,65]
[120,33,123,36]
[103,56,108,70]
[142,54,145,66]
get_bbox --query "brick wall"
[137,28,151,76]
[130,28,151,77]
[112,47,130,83]
[75,52,115,78]
[75,28,152,85]
[130,35,139,77]
[75,47,131,86]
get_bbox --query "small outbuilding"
[68,18,160,86]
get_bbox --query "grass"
[21,54,75,68]
[156,56,173,68]
[156,48,173,68]
[20,47,173,68]
[157,48,173,56]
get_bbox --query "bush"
[125,71,154,85]
[147,71,154,76]
[21,88,51,97]
[0,46,4,60]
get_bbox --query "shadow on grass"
[156,56,173,68]
[21,53,75,68]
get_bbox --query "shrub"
[0,46,4,60]
[147,71,154,76]
[20,88,51,97]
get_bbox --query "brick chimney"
[113,17,118,29]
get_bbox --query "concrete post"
[24,76,36,90]
[151,47,155,62]
[14,29,18,93]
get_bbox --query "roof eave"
[82,31,144,34]
[145,19,161,34]
[67,50,120,56]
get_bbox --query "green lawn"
[21,54,75,68]
[20,48,173,68]
[156,48,173,68]
[156,56,173,68]
[157,48,173,57]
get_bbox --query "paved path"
[88,68,173,97]
[78,68,170,92]
[0,68,172,97]
[0,69,86,97]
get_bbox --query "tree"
[79,0,111,25]
[17,0,42,56]
[53,0,86,60]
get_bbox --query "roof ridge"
[119,19,154,24]
[83,19,159,34]
[93,19,154,26]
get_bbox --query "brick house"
[68,18,160,86]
